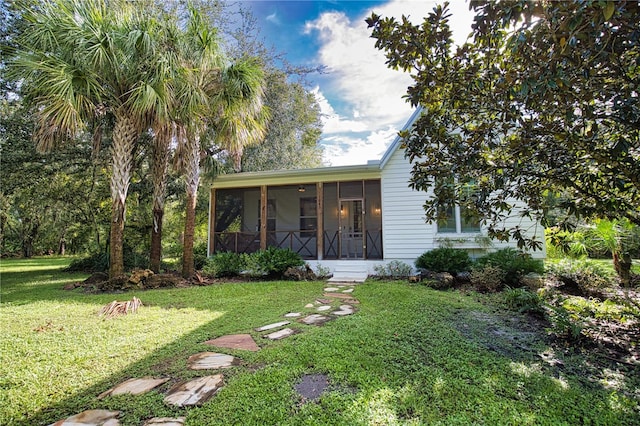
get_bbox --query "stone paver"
[324,287,340,292]
[324,292,356,299]
[316,305,332,311]
[188,352,236,370]
[255,321,290,332]
[305,303,314,308]
[316,298,333,304]
[264,327,297,340]
[204,334,260,352]
[164,375,224,407]
[284,312,302,318]
[98,378,169,399]
[144,418,185,426]
[342,288,354,293]
[300,314,331,325]
[49,409,121,426]
[332,305,355,316]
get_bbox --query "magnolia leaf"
[603,2,615,21]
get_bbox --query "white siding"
[381,146,436,264]
[380,144,547,263]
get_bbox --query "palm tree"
[11,0,175,278]
[169,7,268,278]
[149,121,174,273]
[213,60,270,172]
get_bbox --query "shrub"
[471,265,506,293]
[374,260,413,279]
[203,252,246,277]
[503,287,543,313]
[546,302,584,341]
[193,242,209,271]
[475,248,544,286]
[546,259,613,295]
[415,248,472,274]
[314,264,332,279]
[245,247,304,279]
[64,252,109,273]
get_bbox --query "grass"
[1,257,639,425]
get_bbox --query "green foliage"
[245,247,305,279]
[314,264,331,279]
[373,260,413,279]
[367,1,640,252]
[547,259,614,293]
[3,257,640,425]
[203,251,246,277]
[471,265,506,293]
[64,252,110,273]
[503,287,543,314]
[415,248,472,274]
[546,303,585,341]
[193,242,209,271]
[475,248,544,287]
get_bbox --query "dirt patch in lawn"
[455,309,550,360]
[454,308,640,403]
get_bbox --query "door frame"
[338,198,365,259]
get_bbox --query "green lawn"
[1,257,638,425]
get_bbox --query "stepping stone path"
[52,283,359,425]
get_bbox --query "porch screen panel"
[365,180,383,259]
[214,187,260,254]
[323,182,339,259]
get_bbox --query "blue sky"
[242,1,475,166]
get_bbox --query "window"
[300,197,317,237]
[436,178,481,234]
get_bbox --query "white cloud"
[266,12,280,25]
[305,0,474,166]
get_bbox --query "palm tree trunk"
[150,125,171,273]
[109,111,138,278]
[181,132,200,278]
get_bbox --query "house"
[207,108,545,277]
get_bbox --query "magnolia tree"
[367,0,639,283]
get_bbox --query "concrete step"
[327,271,368,283]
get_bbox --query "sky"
[242,0,475,166]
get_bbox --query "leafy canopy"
[367,0,640,251]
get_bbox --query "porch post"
[316,182,323,260]
[208,188,216,256]
[260,185,267,250]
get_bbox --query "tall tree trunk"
[109,111,138,278]
[181,132,200,278]
[150,124,171,273]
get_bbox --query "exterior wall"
[380,144,547,266]
[380,146,436,265]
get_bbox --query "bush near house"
[415,247,472,275]
[474,248,544,287]
[204,247,304,280]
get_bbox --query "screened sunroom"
[208,165,383,260]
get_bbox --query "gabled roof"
[379,106,423,169]
[210,107,423,189]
